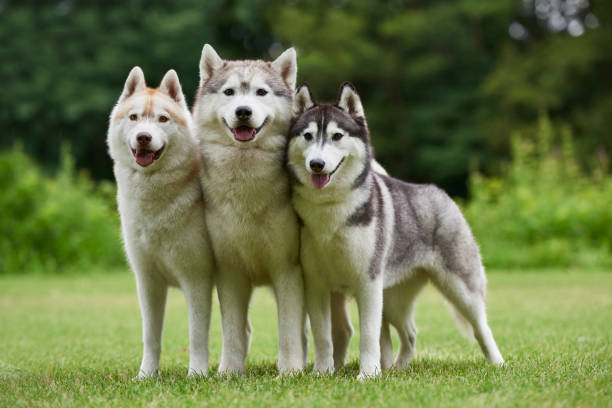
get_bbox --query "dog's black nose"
[137,132,152,145]
[235,106,252,120]
[310,159,325,173]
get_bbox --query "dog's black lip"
[329,157,345,176]
[223,117,269,142]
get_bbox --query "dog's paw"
[187,367,209,378]
[133,369,159,381]
[312,363,334,376]
[217,365,245,377]
[357,367,381,381]
[278,367,303,377]
[278,358,305,376]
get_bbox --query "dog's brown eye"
[256,88,268,96]
[158,115,169,123]
[332,132,343,141]
[223,88,234,96]
[304,132,313,141]
[129,114,138,121]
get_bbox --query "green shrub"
[464,116,612,269]
[0,145,124,274]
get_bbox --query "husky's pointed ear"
[199,44,223,87]
[120,66,146,102]
[271,47,297,90]
[159,69,186,107]
[293,83,316,117]
[336,82,364,118]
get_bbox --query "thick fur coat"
[191,45,307,374]
[287,83,504,379]
[107,67,215,378]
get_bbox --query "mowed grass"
[0,270,610,407]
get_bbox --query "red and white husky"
[107,67,215,378]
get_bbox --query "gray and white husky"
[191,45,307,374]
[107,67,215,378]
[287,82,504,379]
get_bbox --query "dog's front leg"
[134,271,168,379]
[273,264,306,374]
[356,277,383,380]
[182,274,213,377]
[217,271,252,375]
[306,278,334,375]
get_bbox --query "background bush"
[464,116,612,269]
[2,115,609,275]
[0,145,124,274]
[1,1,610,273]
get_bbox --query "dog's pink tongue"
[311,174,330,189]
[135,149,155,167]
[233,126,256,141]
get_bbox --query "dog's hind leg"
[331,292,353,370]
[217,271,253,375]
[302,309,309,368]
[306,281,334,375]
[428,266,504,365]
[134,270,168,379]
[380,318,394,370]
[384,272,427,368]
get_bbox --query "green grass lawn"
[0,270,610,407]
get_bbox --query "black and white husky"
[287,82,504,379]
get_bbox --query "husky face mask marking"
[110,67,190,170]
[194,44,297,145]
[288,83,370,190]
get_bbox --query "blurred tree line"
[0,0,610,196]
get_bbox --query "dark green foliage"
[0,0,279,181]
[269,0,611,195]
[0,1,610,196]
[0,145,124,274]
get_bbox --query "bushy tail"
[444,300,475,341]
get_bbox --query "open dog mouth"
[311,157,345,190]
[225,117,269,142]
[131,146,165,167]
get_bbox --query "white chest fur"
[199,135,299,283]
[293,185,376,291]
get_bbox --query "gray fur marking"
[288,103,372,189]
[289,105,368,143]
[199,60,291,99]
[368,176,385,280]
[346,188,374,226]
[377,174,483,294]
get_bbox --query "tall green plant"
[464,116,612,269]
[0,146,124,274]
